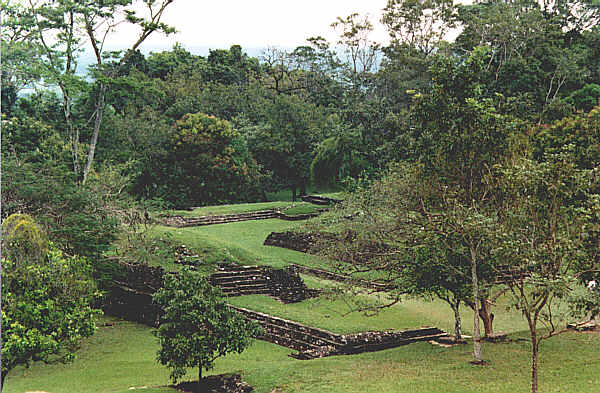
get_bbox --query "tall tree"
[0,1,43,116]
[22,0,177,182]
[496,153,599,393]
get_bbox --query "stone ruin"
[300,195,343,205]
[159,209,322,228]
[231,306,447,360]
[209,263,320,303]
[104,259,319,326]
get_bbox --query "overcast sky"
[107,0,391,52]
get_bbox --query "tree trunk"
[64,97,80,177]
[530,329,538,393]
[451,297,462,342]
[291,185,297,202]
[1,370,6,392]
[82,83,106,183]
[261,188,268,202]
[470,248,483,363]
[479,298,494,337]
[198,363,203,387]
[300,182,307,197]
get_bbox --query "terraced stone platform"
[161,210,279,227]
[160,209,321,228]
[300,195,343,205]
[289,263,394,292]
[230,305,447,359]
[209,264,318,303]
[105,262,447,360]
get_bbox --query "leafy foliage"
[153,268,262,384]
[2,243,101,385]
[136,112,262,207]
[1,213,48,266]
[533,105,600,169]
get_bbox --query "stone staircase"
[230,305,448,359]
[209,265,271,297]
[209,264,317,303]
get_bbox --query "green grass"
[12,200,599,393]
[6,316,599,393]
[227,285,530,336]
[265,188,344,202]
[280,203,323,215]
[159,191,341,219]
[153,219,325,272]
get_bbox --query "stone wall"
[263,267,320,303]
[104,262,166,326]
[104,261,318,326]
[160,210,322,228]
[231,305,446,359]
[300,195,343,205]
[263,231,335,253]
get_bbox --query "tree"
[2,157,120,261]
[409,48,522,344]
[309,48,518,362]
[0,1,43,116]
[310,119,368,188]
[331,13,381,94]
[382,0,456,57]
[153,268,261,389]
[21,0,177,182]
[453,0,598,122]
[135,112,262,207]
[1,220,100,389]
[308,163,483,343]
[533,104,600,171]
[496,154,599,393]
[247,94,325,200]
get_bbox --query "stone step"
[259,332,322,352]
[342,332,447,354]
[211,270,263,278]
[211,274,265,281]
[220,284,270,292]
[223,288,272,297]
[214,265,261,271]
[213,281,267,289]
[259,320,343,348]
[231,306,344,344]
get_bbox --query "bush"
[1,213,48,266]
[2,243,101,386]
[1,158,120,262]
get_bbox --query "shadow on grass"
[172,374,253,393]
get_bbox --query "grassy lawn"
[6,316,599,393]
[227,291,530,336]
[12,200,599,393]
[153,219,325,272]
[159,190,342,219]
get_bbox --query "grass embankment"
[152,218,322,272]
